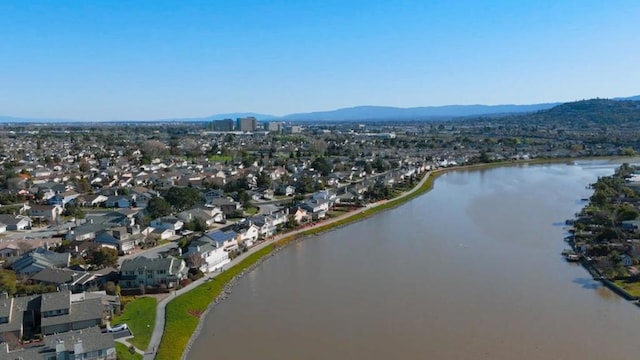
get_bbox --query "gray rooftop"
[120,256,183,274]
[0,326,115,359]
[41,297,103,328]
[40,291,71,312]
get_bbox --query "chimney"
[74,338,84,355]
[55,339,65,354]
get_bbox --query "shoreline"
[154,156,635,360]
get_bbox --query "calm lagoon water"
[188,160,640,360]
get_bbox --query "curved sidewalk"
[143,171,432,359]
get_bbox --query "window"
[147,274,153,279]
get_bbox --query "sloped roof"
[11,248,70,274]
[120,256,183,274]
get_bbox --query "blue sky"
[1,0,639,120]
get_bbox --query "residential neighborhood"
[0,99,638,357]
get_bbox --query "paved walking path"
[115,338,145,356]
[142,171,432,359]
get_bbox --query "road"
[142,170,432,359]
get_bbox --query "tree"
[237,191,251,209]
[78,161,91,173]
[311,157,332,176]
[0,269,17,296]
[164,187,203,211]
[88,248,119,269]
[256,171,271,189]
[184,217,207,232]
[188,252,205,270]
[146,197,172,219]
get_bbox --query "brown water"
[188,161,640,360]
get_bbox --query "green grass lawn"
[115,342,142,360]
[207,154,232,162]
[245,206,259,215]
[613,280,640,297]
[111,296,156,351]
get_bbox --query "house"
[66,223,104,242]
[77,194,108,207]
[0,326,116,359]
[243,215,275,238]
[11,248,71,276]
[312,189,338,206]
[0,222,6,234]
[150,216,184,231]
[0,214,31,230]
[177,206,225,228]
[290,207,310,224]
[203,189,226,203]
[236,223,260,247]
[129,187,157,208]
[145,227,175,241]
[183,237,230,273]
[28,204,63,222]
[0,239,59,260]
[199,230,240,252]
[47,190,80,207]
[262,189,275,200]
[299,199,330,220]
[0,243,22,259]
[276,184,296,196]
[269,210,288,228]
[207,198,241,215]
[40,290,105,335]
[119,256,188,289]
[104,195,133,208]
[94,228,142,255]
[30,268,105,293]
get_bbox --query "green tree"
[184,217,207,232]
[164,187,203,211]
[88,248,119,269]
[311,157,332,176]
[0,269,17,296]
[146,197,172,218]
[256,171,272,189]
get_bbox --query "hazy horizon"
[1,1,639,121]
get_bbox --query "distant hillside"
[489,98,640,126]
[1,95,638,123]
[278,103,561,121]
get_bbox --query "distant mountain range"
[277,103,563,121]
[2,95,639,123]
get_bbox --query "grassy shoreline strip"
[156,156,633,360]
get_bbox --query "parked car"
[108,323,128,332]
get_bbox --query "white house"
[150,216,184,231]
[237,224,260,247]
[184,237,230,273]
[199,230,239,252]
[119,256,188,289]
